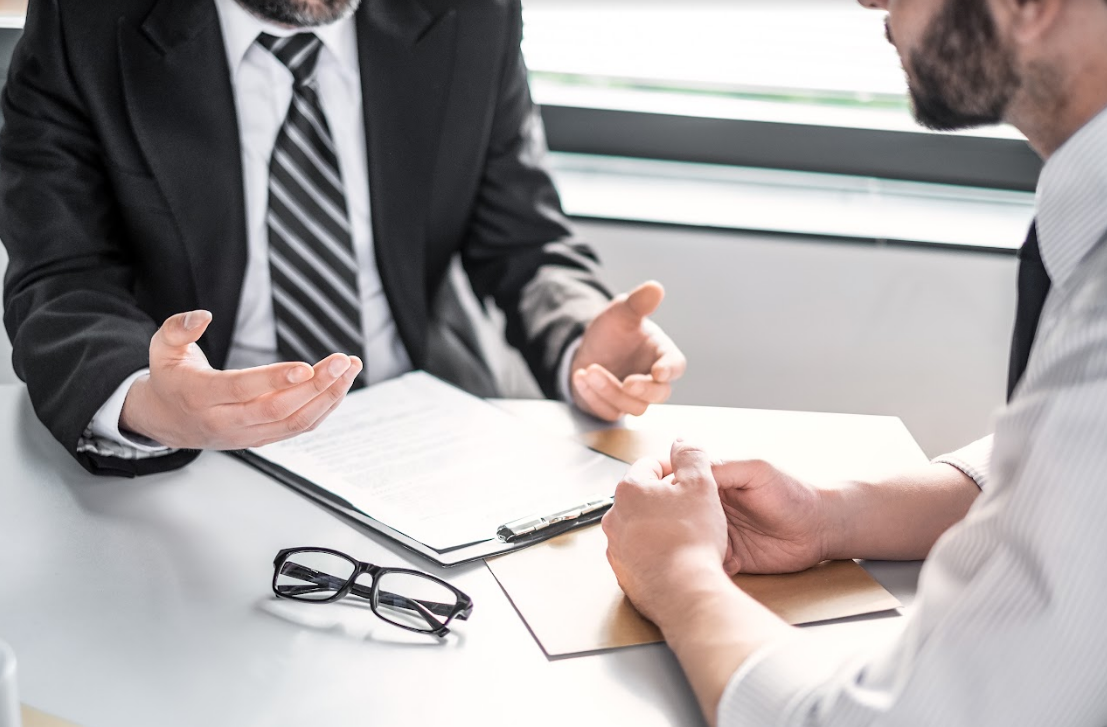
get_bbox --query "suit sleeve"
[459,0,613,398]
[0,0,198,476]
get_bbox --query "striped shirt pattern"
[259,32,365,379]
[720,107,1107,726]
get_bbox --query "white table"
[0,385,923,727]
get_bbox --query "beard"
[902,0,1021,131]
[236,0,361,28]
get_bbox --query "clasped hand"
[602,442,829,629]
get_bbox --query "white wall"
[577,220,1017,458]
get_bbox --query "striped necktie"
[1007,221,1051,401]
[258,33,365,386]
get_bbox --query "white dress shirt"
[719,106,1107,726]
[79,0,578,458]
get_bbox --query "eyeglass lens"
[276,550,355,602]
[368,571,460,632]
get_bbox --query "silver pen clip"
[497,496,614,542]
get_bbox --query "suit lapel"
[118,0,247,366]
[357,0,458,367]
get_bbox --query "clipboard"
[233,372,629,567]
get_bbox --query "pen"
[497,496,614,542]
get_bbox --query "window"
[522,1,1040,192]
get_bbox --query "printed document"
[249,372,625,550]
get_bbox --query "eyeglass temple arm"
[279,563,467,619]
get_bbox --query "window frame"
[538,103,1042,193]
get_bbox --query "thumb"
[711,460,769,492]
[154,310,213,350]
[621,280,665,320]
[670,439,715,491]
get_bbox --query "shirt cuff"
[84,369,174,455]
[718,635,859,727]
[931,434,993,490]
[557,336,583,403]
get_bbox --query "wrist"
[119,374,155,440]
[650,558,734,632]
[816,483,855,562]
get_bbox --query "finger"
[583,365,651,416]
[573,369,622,421]
[649,338,688,384]
[623,457,666,486]
[670,440,716,491]
[601,509,616,537]
[621,280,665,320]
[246,357,362,445]
[622,375,672,405]
[204,360,315,404]
[222,353,353,427]
[303,357,363,432]
[154,310,213,350]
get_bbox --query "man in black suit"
[0,0,686,476]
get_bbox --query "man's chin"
[909,92,1002,133]
[237,0,361,28]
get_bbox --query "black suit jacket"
[0,0,611,476]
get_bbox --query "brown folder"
[487,524,900,657]
[22,705,82,727]
[487,406,921,657]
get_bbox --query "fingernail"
[183,311,197,331]
[328,357,350,377]
[288,366,312,384]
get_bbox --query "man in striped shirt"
[602,0,1107,724]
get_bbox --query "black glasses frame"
[272,547,474,637]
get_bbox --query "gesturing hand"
[570,281,686,421]
[712,460,829,576]
[119,310,364,450]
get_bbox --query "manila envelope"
[487,524,901,657]
[488,407,917,657]
[22,706,82,727]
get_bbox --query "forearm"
[657,567,795,727]
[821,462,980,561]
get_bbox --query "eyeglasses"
[271,547,474,637]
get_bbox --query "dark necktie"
[258,33,365,385]
[1007,222,1051,401]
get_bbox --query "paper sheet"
[487,524,901,657]
[251,372,626,550]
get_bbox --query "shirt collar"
[213,0,359,81]
[1035,103,1107,288]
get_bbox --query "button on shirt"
[720,107,1107,726]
